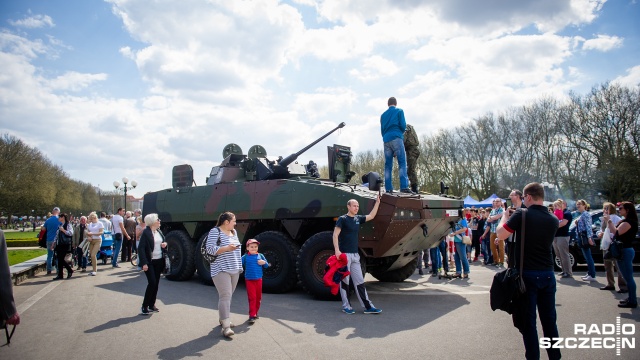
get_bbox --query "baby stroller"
[96,231,114,265]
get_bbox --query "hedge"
[7,239,41,248]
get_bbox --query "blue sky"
[1,0,639,196]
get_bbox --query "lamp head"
[113,180,120,189]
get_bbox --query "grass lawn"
[4,231,39,240]
[7,249,47,266]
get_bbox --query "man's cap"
[53,207,60,212]
[246,239,260,245]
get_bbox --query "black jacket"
[138,227,165,267]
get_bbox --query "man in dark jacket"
[497,182,560,360]
[403,123,421,193]
[1,230,21,330]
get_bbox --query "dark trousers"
[75,247,87,269]
[519,270,561,360]
[121,239,133,262]
[437,239,449,272]
[142,259,164,309]
[56,247,72,277]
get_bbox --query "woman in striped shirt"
[206,212,242,338]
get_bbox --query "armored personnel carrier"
[143,123,463,299]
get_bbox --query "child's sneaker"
[248,316,257,324]
[364,307,382,314]
[342,308,355,314]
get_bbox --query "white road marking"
[17,281,62,314]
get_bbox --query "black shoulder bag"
[201,227,222,263]
[490,209,527,314]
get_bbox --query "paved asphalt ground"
[2,261,638,360]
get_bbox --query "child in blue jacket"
[241,239,270,323]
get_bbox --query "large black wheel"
[164,230,196,281]
[297,231,339,300]
[195,233,214,286]
[370,260,417,282]
[255,231,299,293]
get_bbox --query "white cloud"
[613,66,640,87]
[46,72,108,92]
[582,34,623,51]
[8,14,55,29]
[349,55,399,81]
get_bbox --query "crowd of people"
[415,185,637,359]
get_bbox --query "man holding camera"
[497,182,560,360]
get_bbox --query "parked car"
[553,208,640,271]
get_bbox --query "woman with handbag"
[575,200,595,281]
[52,213,74,280]
[137,213,167,315]
[605,201,638,308]
[597,203,626,292]
[451,215,470,279]
[86,212,104,276]
[205,211,242,338]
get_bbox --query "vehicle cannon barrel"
[278,122,346,168]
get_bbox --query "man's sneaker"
[140,307,150,316]
[400,188,415,194]
[418,269,424,275]
[582,275,596,282]
[342,308,355,314]
[364,307,382,314]
[431,272,438,277]
[149,306,159,312]
[113,264,120,268]
[385,189,394,194]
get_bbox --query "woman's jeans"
[453,242,470,274]
[212,271,240,321]
[581,247,596,278]
[520,270,561,360]
[383,138,409,191]
[618,248,637,305]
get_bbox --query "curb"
[10,255,48,286]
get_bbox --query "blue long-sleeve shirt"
[241,253,269,280]
[380,106,406,143]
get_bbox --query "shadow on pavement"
[85,315,149,333]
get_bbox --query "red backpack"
[38,227,47,248]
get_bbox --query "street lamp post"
[113,177,138,212]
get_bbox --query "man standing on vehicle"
[553,199,573,278]
[333,195,382,314]
[403,123,421,194]
[110,208,131,268]
[43,207,61,274]
[496,182,560,360]
[380,97,413,194]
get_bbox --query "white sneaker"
[583,275,596,281]
[581,275,589,280]
[89,272,97,276]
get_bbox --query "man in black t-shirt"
[497,182,561,360]
[333,195,381,314]
[553,199,573,277]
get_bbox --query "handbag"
[163,253,171,274]
[490,209,527,314]
[605,238,623,260]
[64,253,73,264]
[600,228,612,250]
[58,226,72,245]
[578,230,591,248]
[462,235,472,245]
[200,227,222,263]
